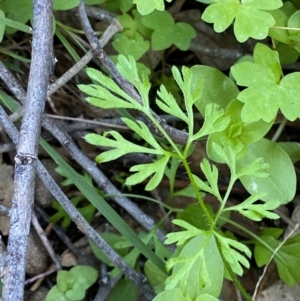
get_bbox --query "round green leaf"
[278,142,300,163]
[268,2,296,44]
[70,265,98,288]
[173,23,196,51]
[237,139,296,205]
[279,72,300,121]
[191,65,239,116]
[288,10,300,39]
[57,271,75,293]
[45,285,69,301]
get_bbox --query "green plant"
[77,46,297,299]
[45,265,98,301]
[50,169,97,228]
[2,0,300,300]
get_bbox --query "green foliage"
[191,65,239,116]
[236,138,296,205]
[51,195,96,228]
[78,52,296,300]
[253,231,300,285]
[133,0,173,15]
[231,43,300,122]
[106,278,139,301]
[45,266,98,301]
[201,0,283,42]
[50,169,97,227]
[53,0,79,10]
[3,0,300,300]
[90,232,130,265]
[141,10,196,51]
[112,6,196,61]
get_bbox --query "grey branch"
[2,1,53,300]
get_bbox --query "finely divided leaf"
[78,68,140,109]
[122,118,162,150]
[116,55,151,107]
[193,103,230,140]
[165,219,204,245]
[156,84,188,123]
[195,159,222,201]
[126,155,170,190]
[224,192,280,221]
[78,84,137,109]
[166,235,223,298]
[85,132,160,163]
[215,232,251,276]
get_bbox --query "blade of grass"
[40,137,165,272]
[0,92,166,272]
[55,27,81,62]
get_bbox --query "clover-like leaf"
[68,266,98,298]
[214,232,251,276]
[224,192,280,221]
[202,0,283,42]
[126,155,170,190]
[112,31,150,61]
[141,10,196,50]
[133,0,173,15]
[231,43,300,122]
